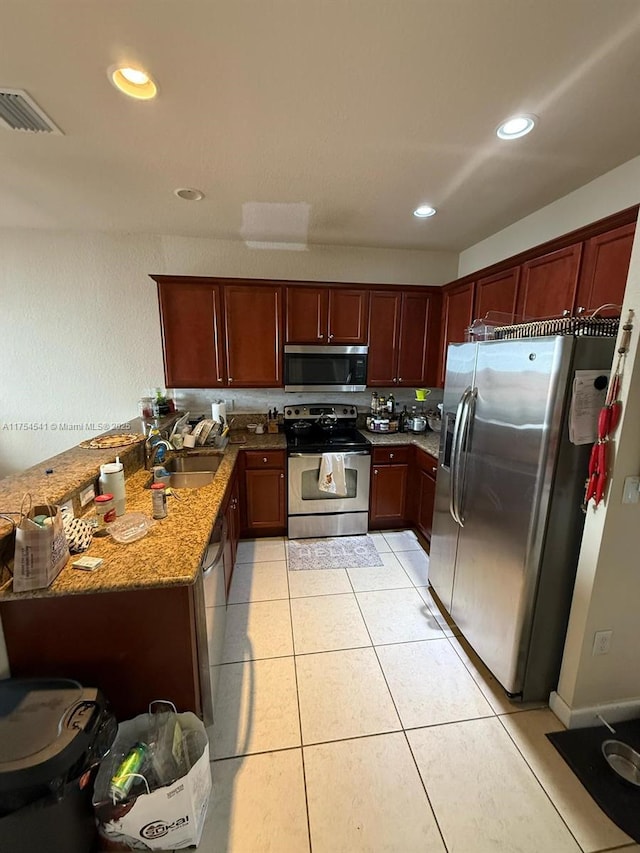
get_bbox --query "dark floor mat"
[546,718,640,842]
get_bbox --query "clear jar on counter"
[151,483,168,519]
[94,493,116,535]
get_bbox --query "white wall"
[458,154,640,276]
[0,230,456,476]
[460,155,640,721]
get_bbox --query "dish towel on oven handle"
[318,453,347,496]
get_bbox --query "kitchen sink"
[145,452,224,489]
[165,454,223,474]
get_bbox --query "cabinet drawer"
[415,448,438,477]
[372,446,410,465]
[243,450,286,469]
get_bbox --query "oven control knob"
[294,408,300,415]
[286,409,292,416]
[350,407,355,415]
[342,408,348,414]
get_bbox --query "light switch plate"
[59,499,74,517]
[622,476,640,504]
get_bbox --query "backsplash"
[172,387,444,420]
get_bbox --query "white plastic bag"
[93,711,210,850]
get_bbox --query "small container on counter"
[151,483,168,519]
[94,493,116,535]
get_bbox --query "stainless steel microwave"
[284,345,368,392]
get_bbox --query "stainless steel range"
[284,404,371,539]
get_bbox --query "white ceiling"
[2,0,640,252]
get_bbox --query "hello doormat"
[287,535,383,571]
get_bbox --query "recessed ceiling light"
[496,114,536,140]
[108,65,158,100]
[174,188,204,201]
[414,205,437,218]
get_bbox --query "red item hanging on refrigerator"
[583,313,633,509]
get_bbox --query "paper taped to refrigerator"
[569,370,609,445]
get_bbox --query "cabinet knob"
[228,377,233,383]
[318,334,324,339]
[398,377,403,382]
[374,469,378,475]
[389,453,394,459]
[217,378,224,382]
[432,466,437,474]
[280,473,284,478]
[328,333,334,340]
[393,378,397,383]
[577,306,586,314]
[263,457,268,463]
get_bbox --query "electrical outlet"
[592,630,613,656]
[79,485,95,507]
[60,499,74,517]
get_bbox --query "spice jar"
[94,493,116,535]
[151,483,168,519]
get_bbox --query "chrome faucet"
[145,438,173,469]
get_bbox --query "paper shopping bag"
[13,499,70,592]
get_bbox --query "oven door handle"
[288,451,371,457]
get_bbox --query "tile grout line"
[495,712,587,852]
[286,536,315,853]
[402,728,450,852]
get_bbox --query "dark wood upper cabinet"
[367,291,401,386]
[439,281,475,386]
[285,286,327,343]
[575,223,635,314]
[368,290,439,387]
[327,289,369,343]
[157,281,225,388]
[474,267,520,325]
[517,244,583,321]
[285,285,368,344]
[224,285,283,387]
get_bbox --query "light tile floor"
[194,530,637,853]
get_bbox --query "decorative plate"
[79,433,145,449]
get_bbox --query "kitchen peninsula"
[0,422,439,721]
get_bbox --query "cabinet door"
[417,468,436,541]
[475,267,520,325]
[224,285,283,386]
[367,291,401,386]
[370,464,408,528]
[158,282,225,388]
[518,244,582,321]
[439,282,475,386]
[244,469,286,534]
[397,291,438,386]
[327,289,369,343]
[575,223,635,314]
[286,286,328,343]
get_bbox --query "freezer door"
[450,336,571,694]
[429,343,477,612]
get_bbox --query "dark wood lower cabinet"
[407,446,438,544]
[417,468,436,541]
[369,447,409,529]
[0,582,204,721]
[240,450,287,536]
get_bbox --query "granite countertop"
[365,430,440,458]
[0,425,436,603]
[0,429,286,602]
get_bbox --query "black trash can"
[0,678,117,853]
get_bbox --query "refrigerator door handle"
[449,386,472,526]
[455,387,477,525]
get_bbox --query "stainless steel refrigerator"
[430,335,614,701]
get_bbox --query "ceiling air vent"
[0,89,63,134]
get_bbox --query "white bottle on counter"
[99,457,126,516]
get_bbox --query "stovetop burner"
[283,404,371,453]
